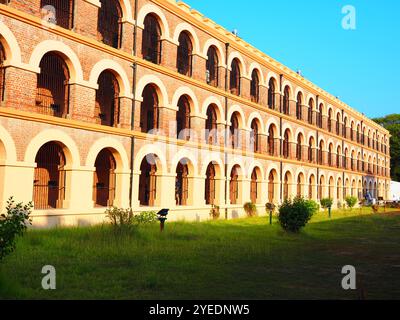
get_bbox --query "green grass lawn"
[1,208,400,300]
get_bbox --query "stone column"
[190,115,206,144]
[120,21,134,54]
[259,84,268,107]
[192,53,207,83]
[65,166,96,211]
[69,83,97,123]
[160,38,178,70]
[240,76,251,100]
[118,96,133,129]
[75,0,101,39]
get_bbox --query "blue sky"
[183,0,400,119]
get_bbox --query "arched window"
[268,78,275,109]
[139,155,157,206]
[230,58,241,95]
[250,169,258,204]
[230,113,240,149]
[97,0,122,48]
[33,142,66,209]
[318,103,323,128]
[282,86,290,115]
[328,144,333,166]
[268,125,275,156]
[250,119,260,153]
[175,162,189,206]
[140,85,159,133]
[0,42,5,102]
[36,53,69,117]
[40,0,74,29]
[297,174,304,197]
[343,117,348,139]
[351,122,355,141]
[328,109,333,132]
[357,125,360,143]
[318,141,324,165]
[283,130,290,158]
[95,71,120,127]
[308,137,315,163]
[206,46,219,86]
[205,163,216,205]
[229,166,240,204]
[250,70,260,103]
[177,32,193,76]
[205,105,218,145]
[283,172,290,200]
[268,171,275,203]
[93,149,116,207]
[308,99,314,125]
[336,113,341,135]
[296,134,302,161]
[296,92,302,120]
[319,176,325,200]
[142,14,162,64]
[336,146,341,168]
[309,175,315,199]
[176,96,191,140]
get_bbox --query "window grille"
[95,71,120,127]
[93,149,116,207]
[177,32,193,76]
[40,0,74,29]
[206,46,219,87]
[142,14,162,64]
[97,0,122,48]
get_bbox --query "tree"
[373,114,400,181]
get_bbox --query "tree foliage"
[373,114,400,181]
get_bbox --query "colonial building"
[0,0,391,227]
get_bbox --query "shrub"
[0,197,32,262]
[209,205,220,220]
[243,202,257,217]
[278,197,317,233]
[320,198,333,210]
[105,207,133,229]
[132,211,158,225]
[345,196,358,210]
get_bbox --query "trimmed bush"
[0,197,32,262]
[345,196,358,210]
[243,202,257,217]
[278,197,318,233]
[320,198,333,210]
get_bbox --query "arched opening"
[140,84,159,133]
[337,146,342,168]
[319,176,325,200]
[97,0,122,48]
[33,142,66,209]
[177,32,193,76]
[351,151,355,170]
[344,148,349,169]
[283,129,290,159]
[318,103,323,128]
[328,143,334,166]
[351,122,355,141]
[297,173,304,197]
[205,162,217,205]
[139,154,158,206]
[309,174,316,200]
[343,117,348,139]
[336,113,341,135]
[283,171,291,200]
[268,78,276,109]
[206,46,219,87]
[250,168,260,204]
[230,58,241,96]
[296,133,303,161]
[93,148,116,207]
[268,125,277,156]
[142,14,162,64]
[318,140,324,165]
[308,99,314,125]
[95,70,120,127]
[329,177,334,199]
[176,95,191,140]
[205,104,218,145]
[250,119,260,153]
[337,178,343,201]
[230,112,240,149]
[282,86,290,115]
[0,42,5,102]
[308,137,315,163]
[250,70,260,103]
[268,170,277,203]
[40,0,74,29]
[175,161,189,206]
[36,52,70,117]
[351,180,357,197]
[229,165,241,204]
[296,92,302,120]
[328,109,333,132]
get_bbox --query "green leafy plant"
[0,197,33,262]
[320,198,333,210]
[105,207,133,229]
[278,197,317,233]
[132,211,158,225]
[345,196,358,210]
[209,205,220,220]
[243,202,257,217]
